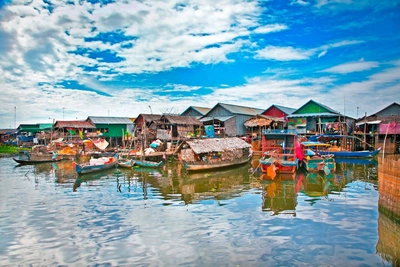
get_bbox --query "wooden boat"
[317,148,381,158]
[259,130,299,175]
[182,156,251,171]
[74,154,118,174]
[309,134,381,158]
[117,159,134,168]
[301,142,336,174]
[132,159,163,168]
[178,137,252,172]
[13,157,62,164]
[13,150,61,164]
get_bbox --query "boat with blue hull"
[308,134,381,158]
[132,159,163,168]
[74,154,118,174]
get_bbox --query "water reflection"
[261,173,297,216]
[1,157,397,266]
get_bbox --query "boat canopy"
[301,141,331,147]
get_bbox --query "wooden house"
[16,123,53,146]
[355,102,400,153]
[180,106,211,119]
[0,129,16,145]
[87,116,134,148]
[286,100,347,135]
[200,103,264,137]
[134,114,162,139]
[262,104,296,119]
[155,114,203,141]
[53,120,96,141]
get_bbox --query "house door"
[172,126,178,138]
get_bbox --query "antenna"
[149,106,153,114]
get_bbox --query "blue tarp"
[204,125,214,138]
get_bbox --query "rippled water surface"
[0,156,398,266]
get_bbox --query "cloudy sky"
[1,0,400,128]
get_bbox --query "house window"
[98,128,109,133]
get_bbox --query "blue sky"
[0,0,400,128]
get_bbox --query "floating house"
[286,100,347,135]
[52,120,97,144]
[200,103,264,137]
[155,114,203,141]
[87,116,134,148]
[262,104,296,119]
[355,102,400,153]
[15,123,53,145]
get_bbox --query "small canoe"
[118,159,134,168]
[132,159,163,168]
[13,158,62,164]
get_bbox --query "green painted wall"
[95,124,127,137]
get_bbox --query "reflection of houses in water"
[261,173,297,216]
[376,214,400,266]
[378,156,400,220]
[179,165,253,204]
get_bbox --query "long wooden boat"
[13,157,62,164]
[309,134,381,158]
[317,148,381,158]
[74,155,118,174]
[178,137,252,172]
[182,156,251,171]
[132,159,163,168]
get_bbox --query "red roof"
[54,120,95,129]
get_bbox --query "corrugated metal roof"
[38,123,53,130]
[192,106,211,115]
[287,112,339,118]
[186,137,251,154]
[88,116,134,124]
[200,116,234,122]
[180,106,211,116]
[160,115,202,125]
[138,114,163,122]
[54,120,96,128]
[218,103,264,115]
[273,105,297,115]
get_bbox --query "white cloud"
[290,0,310,6]
[255,46,312,61]
[321,61,379,74]
[253,24,288,34]
[255,39,363,61]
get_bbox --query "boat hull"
[183,157,250,172]
[75,159,118,174]
[318,148,381,158]
[259,159,297,174]
[132,160,163,168]
[117,160,134,168]
[13,158,62,164]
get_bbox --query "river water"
[0,156,398,266]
